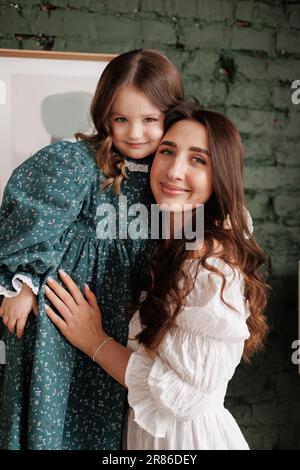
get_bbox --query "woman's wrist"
[89,333,111,361]
[92,336,115,362]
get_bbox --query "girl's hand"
[0,283,38,339]
[44,270,106,358]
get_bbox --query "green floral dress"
[0,140,154,450]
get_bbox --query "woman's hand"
[44,270,106,358]
[0,283,38,339]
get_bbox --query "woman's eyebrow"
[159,140,177,147]
[189,146,211,157]
[160,141,210,157]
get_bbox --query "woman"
[44,101,270,449]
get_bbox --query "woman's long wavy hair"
[132,102,270,362]
[75,49,184,194]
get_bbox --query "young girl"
[0,49,184,450]
[44,101,270,450]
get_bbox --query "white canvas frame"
[0,49,116,202]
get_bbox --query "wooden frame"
[0,49,116,201]
[0,48,116,61]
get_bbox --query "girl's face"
[150,119,213,210]
[110,86,164,159]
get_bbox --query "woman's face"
[110,86,164,159]
[150,119,213,210]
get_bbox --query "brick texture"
[0,0,299,451]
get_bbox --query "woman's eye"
[114,117,127,123]
[159,148,174,156]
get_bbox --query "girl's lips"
[160,182,191,195]
[126,142,148,148]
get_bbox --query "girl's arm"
[0,284,38,338]
[44,271,155,388]
[0,141,91,298]
[0,141,91,337]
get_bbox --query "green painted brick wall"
[0,0,299,450]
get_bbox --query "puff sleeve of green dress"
[0,141,91,298]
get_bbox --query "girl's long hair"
[132,102,270,362]
[75,49,184,194]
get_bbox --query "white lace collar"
[124,160,149,173]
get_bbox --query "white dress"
[124,257,251,450]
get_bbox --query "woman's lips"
[160,182,191,195]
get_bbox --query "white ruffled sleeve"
[125,259,251,438]
[125,348,171,438]
[125,346,228,438]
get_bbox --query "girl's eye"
[192,156,206,165]
[159,148,174,156]
[144,117,158,123]
[114,117,127,123]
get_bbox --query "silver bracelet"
[92,337,114,362]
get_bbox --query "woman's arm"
[93,339,133,388]
[44,271,155,388]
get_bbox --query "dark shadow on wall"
[226,275,300,450]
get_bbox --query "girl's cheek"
[159,126,164,137]
[111,127,120,137]
[111,123,123,137]
[152,123,164,140]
